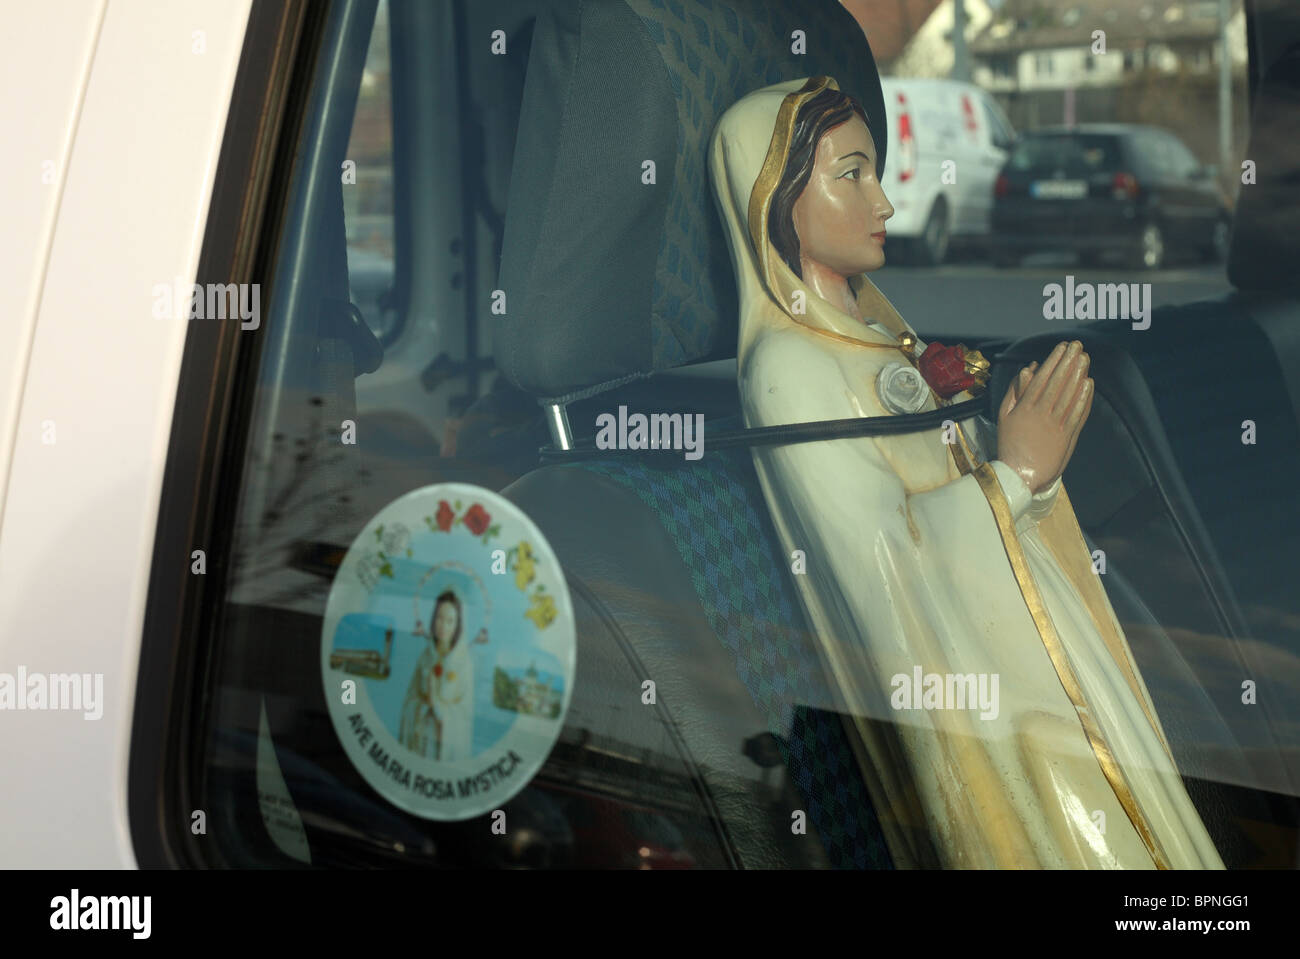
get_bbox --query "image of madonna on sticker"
[321,483,575,821]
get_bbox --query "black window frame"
[129,0,330,869]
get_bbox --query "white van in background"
[879,77,1016,265]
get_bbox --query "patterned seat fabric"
[495,0,886,400]
[573,419,893,869]
[497,0,896,867]
[626,0,887,371]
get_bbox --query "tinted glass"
[1009,133,1123,173]
[981,98,1014,147]
[342,0,398,344]
[174,0,1298,871]
[1161,131,1204,177]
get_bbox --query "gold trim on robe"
[970,462,1170,870]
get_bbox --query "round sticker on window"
[321,483,575,821]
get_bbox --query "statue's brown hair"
[768,84,871,279]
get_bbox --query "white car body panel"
[0,1,104,531]
[880,77,1011,241]
[0,0,251,868]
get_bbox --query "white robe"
[434,645,474,762]
[710,77,1224,869]
[399,642,474,762]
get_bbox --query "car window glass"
[1009,134,1122,173]
[1162,131,1202,177]
[342,0,398,344]
[170,0,1297,872]
[1125,130,1160,174]
[981,98,1013,148]
[187,0,741,871]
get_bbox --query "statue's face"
[434,600,459,651]
[790,115,893,277]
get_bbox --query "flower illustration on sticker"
[321,481,575,822]
[357,554,383,590]
[513,541,536,591]
[381,523,410,556]
[464,504,491,536]
[877,361,930,414]
[525,591,557,629]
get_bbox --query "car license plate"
[1031,179,1087,199]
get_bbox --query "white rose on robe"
[876,361,930,414]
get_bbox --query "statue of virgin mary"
[708,76,1223,869]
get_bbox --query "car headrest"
[494,0,885,403]
[1228,41,1300,293]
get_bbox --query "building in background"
[890,0,996,77]
[967,0,1248,173]
[970,0,1246,93]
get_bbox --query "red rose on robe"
[917,342,977,399]
[464,504,491,536]
[433,663,443,678]
[435,501,454,531]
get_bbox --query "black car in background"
[991,124,1231,270]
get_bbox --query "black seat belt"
[537,394,990,464]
